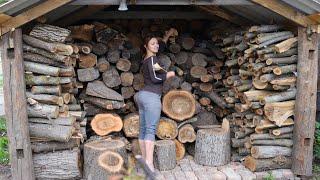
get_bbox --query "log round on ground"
[162,90,196,121]
[194,127,230,166]
[154,140,176,171]
[91,113,123,136]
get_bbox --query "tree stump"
[194,119,230,166]
[84,139,127,180]
[154,140,176,171]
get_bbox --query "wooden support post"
[292,27,318,177]
[0,29,35,179]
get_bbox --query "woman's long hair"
[141,33,159,59]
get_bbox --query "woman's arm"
[147,56,167,84]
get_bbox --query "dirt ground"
[0,164,11,180]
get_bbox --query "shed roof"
[0,0,319,35]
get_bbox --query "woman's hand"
[166,71,175,79]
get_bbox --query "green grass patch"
[0,116,8,165]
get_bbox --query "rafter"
[0,0,72,36]
[197,6,251,26]
[251,0,318,27]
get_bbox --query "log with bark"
[154,140,176,171]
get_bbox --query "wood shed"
[0,0,319,179]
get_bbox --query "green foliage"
[0,116,6,132]
[264,172,275,180]
[314,122,320,159]
[0,136,9,164]
[0,0,8,5]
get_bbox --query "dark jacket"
[140,55,167,95]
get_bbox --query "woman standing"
[135,28,177,175]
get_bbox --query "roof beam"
[0,0,72,36]
[308,13,320,24]
[197,6,251,26]
[54,5,108,26]
[82,10,218,20]
[0,13,11,24]
[251,0,318,27]
[71,0,254,5]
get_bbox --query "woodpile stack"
[23,20,298,178]
[218,25,296,171]
[23,24,84,179]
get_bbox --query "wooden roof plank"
[0,0,72,36]
[251,0,317,27]
[0,13,11,24]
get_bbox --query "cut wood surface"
[91,113,123,136]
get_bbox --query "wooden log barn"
[0,0,320,179]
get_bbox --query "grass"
[0,116,8,165]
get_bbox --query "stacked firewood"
[23,24,84,179]
[219,25,296,171]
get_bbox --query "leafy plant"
[264,172,275,180]
[314,122,320,159]
[0,136,9,164]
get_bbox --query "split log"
[77,67,100,82]
[107,50,120,63]
[29,122,74,142]
[98,151,124,176]
[266,55,298,66]
[92,42,108,56]
[79,53,97,68]
[30,24,71,43]
[251,146,292,158]
[97,57,110,73]
[195,90,228,109]
[80,95,125,110]
[86,81,124,101]
[273,64,297,75]
[271,126,294,136]
[102,67,122,88]
[251,138,293,147]
[91,113,123,136]
[261,88,296,104]
[174,139,185,161]
[244,156,292,172]
[132,73,144,91]
[156,117,178,140]
[181,37,195,50]
[195,119,230,166]
[69,24,94,42]
[231,137,249,148]
[25,61,60,76]
[84,139,127,180]
[255,118,294,133]
[23,51,71,67]
[274,37,297,53]
[25,74,71,85]
[23,34,73,56]
[123,113,139,138]
[33,148,81,179]
[26,92,63,106]
[116,58,131,72]
[27,103,59,119]
[250,133,293,141]
[162,90,196,121]
[154,140,176,171]
[31,138,80,153]
[121,86,135,99]
[178,124,196,143]
[31,85,61,96]
[28,117,75,126]
[264,101,295,126]
[270,75,296,86]
[120,72,134,87]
